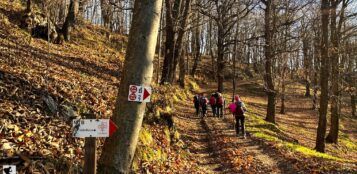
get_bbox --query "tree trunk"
[169,0,191,83]
[217,43,224,92]
[312,32,320,110]
[327,0,345,144]
[217,23,225,92]
[191,15,201,76]
[303,39,311,97]
[156,0,164,83]
[209,15,216,79]
[97,0,162,173]
[62,0,79,41]
[315,0,330,153]
[280,66,286,114]
[26,0,32,13]
[161,0,181,84]
[100,0,113,28]
[232,23,239,102]
[264,0,276,123]
[78,0,90,19]
[352,94,356,117]
[179,44,186,87]
[160,0,175,84]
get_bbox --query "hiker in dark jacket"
[234,95,247,138]
[200,93,208,117]
[193,94,200,115]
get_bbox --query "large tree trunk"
[326,0,346,144]
[160,0,175,84]
[97,0,162,173]
[161,0,181,84]
[315,0,330,153]
[62,0,79,41]
[169,0,191,83]
[264,0,276,123]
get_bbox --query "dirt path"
[175,103,222,173]
[173,80,305,173]
[175,99,297,173]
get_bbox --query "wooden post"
[84,113,97,174]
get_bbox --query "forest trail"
[175,103,222,173]
[174,81,297,173]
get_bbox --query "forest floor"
[232,79,357,161]
[174,79,357,173]
[1,1,356,173]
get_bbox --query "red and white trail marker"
[72,119,118,138]
[128,85,152,102]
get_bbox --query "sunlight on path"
[174,81,299,173]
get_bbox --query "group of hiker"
[193,92,224,118]
[193,92,247,138]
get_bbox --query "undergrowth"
[132,77,201,173]
[245,110,353,162]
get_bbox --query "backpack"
[200,96,207,106]
[209,96,216,105]
[217,96,224,105]
[235,102,244,116]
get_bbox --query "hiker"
[199,92,208,117]
[209,93,217,117]
[193,93,200,116]
[233,95,247,138]
[216,92,225,118]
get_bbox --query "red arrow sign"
[109,119,118,137]
[143,88,150,100]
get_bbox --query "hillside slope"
[0,1,201,173]
[0,0,123,171]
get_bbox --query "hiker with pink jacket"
[229,95,247,138]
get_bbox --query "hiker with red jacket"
[216,92,225,118]
[233,95,247,138]
[209,93,217,117]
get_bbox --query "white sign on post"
[72,119,118,138]
[128,85,151,102]
[2,165,16,174]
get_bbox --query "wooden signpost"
[72,116,118,174]
[72,86,152,173]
